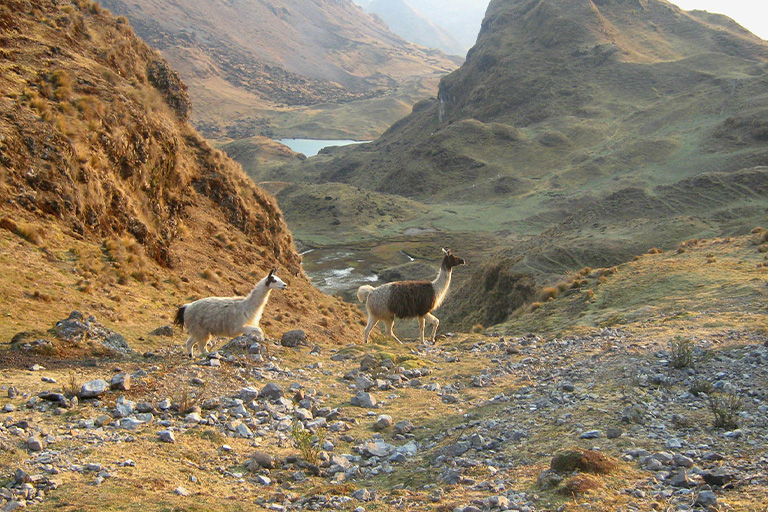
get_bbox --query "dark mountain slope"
[0,0,362,343]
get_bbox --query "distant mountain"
[275,0,768,330]
[357,0,490,55]
[355,0,466,56]
[95,0,460,140]
[404,0,490,53]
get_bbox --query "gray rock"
[579,430,601,439]
[394,419,415,434]
[26,436,44,452]
[110,373,131,391]
[351,488,373,501]
[258,383,284,401]
[695,490,718,507]
[360,354,377,371]
[281,329,306,347]
[373,415,393,431]
[606,427,623,439]
[158,430,176,443]
[247,451,276,470]
[174,486,191,497]
[351,392,377,408]
[149,325,174,337]
[54,311,130,352]
[79,379,109,399]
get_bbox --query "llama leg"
[384,319,403,344]
[185,336,197,358]
[426,313,440,342]
[418,316,426,344]
[195,335,211,357]
[363,316,377,344]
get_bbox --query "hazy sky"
[671,1,768,40]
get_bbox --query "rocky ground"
[1,309,767,511]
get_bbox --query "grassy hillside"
[0,0,363,346]
[271,0,768,330]
[95,0,460,140]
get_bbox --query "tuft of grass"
[669,336,695,369]
[63,371,80,397]
[561,474,603,495]
[709,392,742,429]
[689,379,714,397]
[291,421,325,465]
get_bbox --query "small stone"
[281,329,306,347]
[110,373,131,391]
[579,430,601,439]
[606,428,623,439]
[158,430,176,443]
[30,364,45,371]
[373,415,393,431]
[174,486,191,497]
[79,379,109,399]
[258,383,284,401]
[247,451,276,470]
[26,436,44,452]
[149,325,174,337]
[351,391,377,408]
[695,490,718,507]
[394,419,415,434]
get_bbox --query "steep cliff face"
[0,0,362,343]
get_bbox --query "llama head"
[441,248,466,269]
[266,268,288,290]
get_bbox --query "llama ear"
[442,248,451,255]
[272,268,278,275]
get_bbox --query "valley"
[1,1,768,511]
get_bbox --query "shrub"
[669,336,695,369]
[291,422,325,465]
[689,379,714,396]
[709,392,742,429]
[539,286,559,301]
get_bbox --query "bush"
[291,422,325,465]
[670,336,695,369]
[709,392,742,429]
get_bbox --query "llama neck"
[244,278,271,319]
[432,265,453,309]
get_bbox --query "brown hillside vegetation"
[95,0,461,140]
[0,0,362,345]
[272,0,768,330]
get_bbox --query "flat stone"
[79,379,109,399]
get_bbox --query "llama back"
[388,281,436,318]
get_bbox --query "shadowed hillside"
[94,0,461,140]
[272,0,768,330]
[0,0,363,344]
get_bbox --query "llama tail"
[357,285,375,303]
[173,305,186,330]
